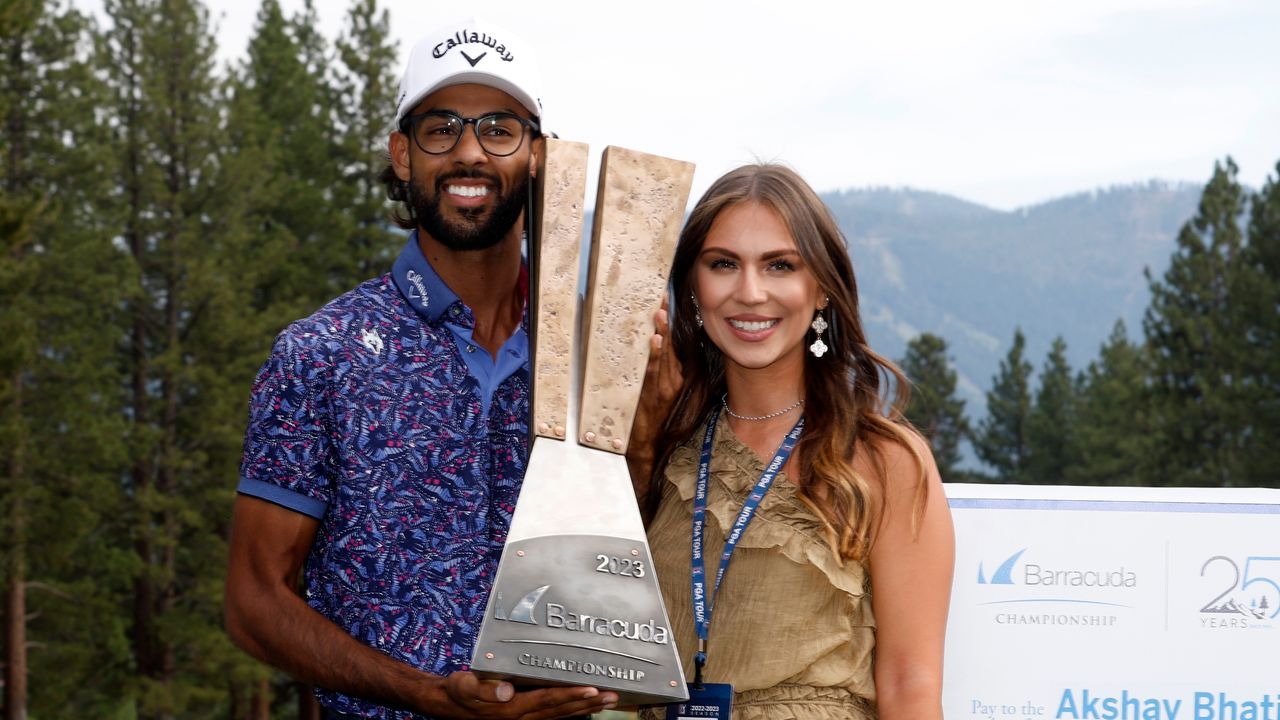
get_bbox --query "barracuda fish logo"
[977,548,1027,585]
[493,585,550,625]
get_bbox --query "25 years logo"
[1198,555,1279,630]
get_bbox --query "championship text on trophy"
[470,141,694,705]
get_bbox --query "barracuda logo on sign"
[978,548,1138,589]
[493,585,671,645]
[977,548,1026,585]
[975,547,1136,628]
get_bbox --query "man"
[224,19,619,720]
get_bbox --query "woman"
[639,164,954,720]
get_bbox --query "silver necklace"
[721,393,804,421]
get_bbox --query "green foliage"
[899,333,970,480]
[1143,159,1251,487]
[826,182,1201,417]
[3,0,404,713]
[227,0,342,317]
[2,1,137,716]
[333,0,401,280]
[95,0,272,715]
[1025,337,1078,484]
[973,329,1033,482]
[960,159,1278,489]
[226,0,396,316]
[1068,321,1154,485]
[1237,163,1280,486]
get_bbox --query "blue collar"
[391,232,461,324]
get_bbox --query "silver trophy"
[470,141,694,706]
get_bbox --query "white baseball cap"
[395,18,544,131]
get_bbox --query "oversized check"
[944,483,1280,720]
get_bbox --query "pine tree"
[1025,337,1078,483]
[0,189,40,720]
[2,2,134,716]
[334,0,402,281]
[0,5,41,703]
[4,0,415,712]
[899,333,969,480]
[1069,321,1154,486]
[974,328,1033,482]
[99,0,262,714]
[228,0,349,316]
[1144,158,1249,487]
[1238,162,1280,487]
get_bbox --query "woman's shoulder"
[853,421,939,491]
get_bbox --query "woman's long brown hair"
[650,163,926,562]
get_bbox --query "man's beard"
[409,168,529,252]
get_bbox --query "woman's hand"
[627,300,684,509]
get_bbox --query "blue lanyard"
[690,409,804,683]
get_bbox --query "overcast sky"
[84,0,1280,211]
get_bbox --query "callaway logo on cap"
[396,17,545,130]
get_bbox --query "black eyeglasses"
[401,111,539,157]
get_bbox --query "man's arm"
[224,495,618,719]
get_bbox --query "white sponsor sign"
[944,484,1280,720]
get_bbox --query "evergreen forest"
[1,0,1278,717]
[902,157,1280,489]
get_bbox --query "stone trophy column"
[470,141,695,706]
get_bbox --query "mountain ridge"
[826,180,1202,414]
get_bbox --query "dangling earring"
[809,309,829,358]
[691,292,703,328]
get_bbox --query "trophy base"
[471,534,688,706]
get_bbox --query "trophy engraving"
[470,142,695,706]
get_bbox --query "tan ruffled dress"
[640,419,877,720]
